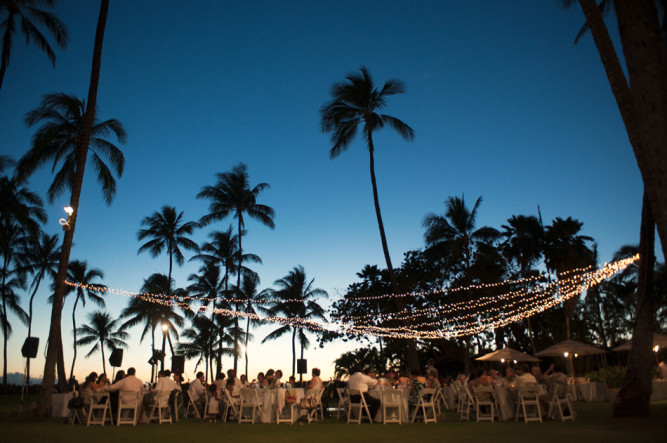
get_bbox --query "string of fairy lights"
[64,254,638,340]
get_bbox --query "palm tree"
[18,231,59,387]
[544,216,594,340]
[0,221,28,386]
[237,272,267,378]
[120,273,183,382]
[75,310,127,375]
[63,260,106,380]
[197,163,275,372]
[422,195,500,370]
[321,66,415,369]
[178,314,223,381]
[262,266,327,377]
[500,214,544,352]
[565,0,667,417]
[137,205,199,282]
[0,156,47,237]
[320,66,414,297]
[18,92,126,205]
[0,0,69,90]
[35,1,113,415]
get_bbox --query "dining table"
[257,387,305,423]
[650,379,667,401]
[369,386,410,423]
[51,392,73,418]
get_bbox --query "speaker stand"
[18,357,29,418]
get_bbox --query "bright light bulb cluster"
[64,254,637,340]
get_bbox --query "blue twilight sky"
[0,1,650,382]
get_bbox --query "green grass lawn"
[1,395,666,443]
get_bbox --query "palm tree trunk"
[69,295,80,380]
[37,0,110,417]
[26,272,44,389]
[244,315,250,377]
[613,191,656,416]
[1,256,9,387]
[100,339,106,375]
[291,327,296,377]
[367,134,419,372]
[234,218,243,373]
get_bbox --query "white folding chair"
[222,389,240,422]
[276,390,299,424]
[183,390,203,419]
[410,388,437,424]
[347,389,373,424]
[86,392,110,426]
[301,388,324,423]
[66,390,86,425]
[547,384,575,421]
[474,385,495,422]
[515,383,542,423]
[433,387,449,416]
[381,389,402,424]
[336,388,350,420]
[459,385,476,421]
[238,388,262,423]
[116,391,140,426]
[147,391,173,424]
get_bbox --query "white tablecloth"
[369,387,410,423]
[576,382,609,402]
[442,386,456,409]
[258,388,305,423]
[492,386,514,421]
[52,392,72,418]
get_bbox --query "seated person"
[347,367,380,418]
[214,372,226,394]
[264,369,275,387]
[255,372,265,388]
[78,372,99,408]
[470,367,493,389]
[539,363,568,415]
[308,368,323,391]
[226,377,240,401]
[426,368,441,389]
[514,364,538,391]
[408,369,425,404]
[188,371,206,404]
[240,374,249,388]
[101,367,143,419]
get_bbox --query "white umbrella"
[476,347,540,363]
[612,333,667,352]
[535,339,606,357]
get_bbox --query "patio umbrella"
[612,333,667,352]
[536,339,606,379]
[476,347,540,363]
[535,339,606,357]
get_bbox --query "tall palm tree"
[262,266,327,377]
[0,220,28,386]
[35,1,113,415]
[320,66,414,297]
[178,314,225,382]
[422,195,499,370]
[321,66,415,369]
[120,273,183,381]
[18,231,59,387]
[63,260,106,380]
[0,0,69,90]
[18,92,126,205]
[75,310,127,375]
[137,205,199,282]
[566,0,667,417]
[237,272,267,378]
[544,216,594,340]
[500,214,544,352]
[197,163,275,372]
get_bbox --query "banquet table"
[369,387,410,423]
[442,386,456,409]
[258,388,305,423]
[492,385,515,421]
[576,382,609,402]
[51,392,72,418]
[650,380,667,401]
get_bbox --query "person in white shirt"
[514,364,538,391]
[347,368,380,417]
[104,367,144,394]
[189,371,206,403]
[225,369,241,397]
[658,356,667,380]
